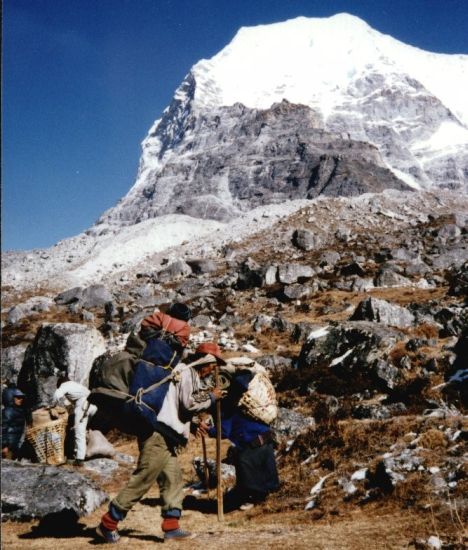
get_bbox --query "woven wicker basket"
[26,417,68,465]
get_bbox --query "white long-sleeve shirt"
[157,363,212,441]
[53,381,90,406]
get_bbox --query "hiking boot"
[239,502,254,511]
[96,523,120,543]
[164,528,195,541]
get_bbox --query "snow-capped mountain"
[94,13,468,232]
[3,13,468,291]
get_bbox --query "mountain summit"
[94,13,468,234]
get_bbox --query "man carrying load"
[96,342,226,543]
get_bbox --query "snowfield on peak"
[192,13,468,125]
[97,13,468,232]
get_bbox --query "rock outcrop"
[1,460,107,521]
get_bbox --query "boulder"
[186,258,218,274]
[80,285,113,309]
[54,286,83,305]
[18,323,106,408]
[1,460,107,520]
[7,305,28,325]
[340,262,366,277]
[157,259,192,283]
[375,269,413,287]
[390,247,420,261]
[429,248,467,270]
[282,284,314,301]
[236,258,265,289]
[350,297,414,328]
[273,407,315,441]
[83,458,119,479]
[257,355,293,373]
[436,223,461,241]
[1,344,28,385]
[319,250,341,266]
[278,263,315,284]
[405,260,431,277]
[298,322,404,395]
[292,229,322,251]
[448,261,468,296]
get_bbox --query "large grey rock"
[1,460,107,520]
[448,261,468,296]
[298,321,404,395]
[83,458,119,479]
[257,355,293,373]
[319,250,341,266]
[429,247,467,270]
[18,323,106,408]
[7,304,28,325]
[1,344,28,385]
[157,260,192,283]
[236,258,265,289]
[7,297,55,325]
[282,283,315,301]
[436,223,461,241]
[351,297,414,328]
[278,263,315,284]
[273,407,315,441]
[54,286,83,305]
[375,269,413,287]
[186,258,218,274]
[292,229,322,251]
[80,285,113,309]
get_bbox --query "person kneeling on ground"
[198,369,279,511]
[97,342,225,543]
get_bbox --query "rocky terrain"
[2,188,467,548]
[2,13,467,549]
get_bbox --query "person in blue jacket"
[2,387,27,459]
[202,369,279,511]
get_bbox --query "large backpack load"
[221,357,278,425]
[124,337,180,430]
[88,307,191,434]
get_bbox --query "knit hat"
[168,303,192,322]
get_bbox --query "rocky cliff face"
[93,14,468,232]
[94,100,409,229]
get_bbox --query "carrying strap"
[91,370,180,413]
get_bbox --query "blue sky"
[3,0,468,250]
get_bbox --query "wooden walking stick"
[201,434,211,497]
[215,364,224,522]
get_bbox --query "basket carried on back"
[26,408,68,465]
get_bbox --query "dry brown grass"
[418,429,448,450]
